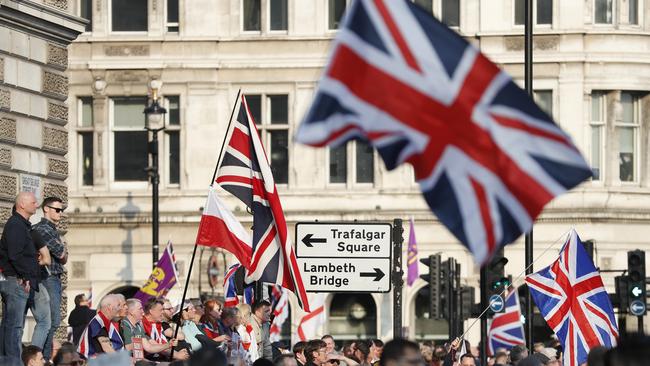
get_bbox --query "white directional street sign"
[295,222,392,293]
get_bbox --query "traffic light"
[420,254,442,319]
[460,286,476,321]
[614,275,628,313]
[627,250,646,315]
[486,248,509,314]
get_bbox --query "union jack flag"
[77,311,124,359]
[269,287,289,342]
[243,285,255,305]
[488,287,525,355]
[216,95,310,311]
[525,229,618,366]
[224,263,240,307]
[295,0,592,264]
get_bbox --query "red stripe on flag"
[470,177,496,255]
[373,0,421,73]
[196,215,252,267]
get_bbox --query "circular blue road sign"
[489,294,505,313]
[630,300,646,316]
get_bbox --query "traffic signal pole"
[393,219,404,338]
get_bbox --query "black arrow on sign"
[302,234,326,247]
[360,268,385,282]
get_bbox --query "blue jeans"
[42,275,61,359]
[27,282,51,349]
[0,277,29,358]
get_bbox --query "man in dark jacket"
[68,293,96,345]
[0,192,40,359]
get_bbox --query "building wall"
[66,0,650,343]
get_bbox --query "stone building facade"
[0,0,85,342]
[65,0,650,343]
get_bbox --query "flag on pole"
[215,94,310,311]
[294,0,592,264]
[407,218,419,286]
[224,263,240,307]
[269,287,289,342]
[87,288,93,309]
[295,293,327,344]
[526,229,618,366]
[134,241,179,304]
[488,287,525,355]
[243,286,255,305]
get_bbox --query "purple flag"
[134,241,178,303]
[407,218,419,286]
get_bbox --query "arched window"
[109,285,140,300]
[328,294,377,340]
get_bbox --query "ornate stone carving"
[0,206,11,226]
[0,174,17,199]
[504,36,524,51]
[504,35,559,51]
[0,58,4,82]
[42,71,68,99]
[42,127,68,154]
[47,44,68,69]
[57,215,68,235]
[44,182,67,201]
[104,45,150,57]
[48,102,68,125]
[0,117,16,142]
[71,261,86,278]
[48,158,68,178]
[0,148,10,167]
[44,0,68,11]
[0,89,10,110]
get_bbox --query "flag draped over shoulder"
[294,0,592,264]
[526,229,618,366]
[488,287,525,355]
[407,218,419,286]
[134,241,178,304]
[78,312,124,359]
[214,94,310,312]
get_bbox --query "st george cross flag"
[407,218,419,286]
[488,287,525,355]
[134,241,179,304]
[215,94,310,311]
[295,293,327,344]
[295,0,592,264]
[224,263,241,307]
[525,229,618,366]
[269,287,289,342]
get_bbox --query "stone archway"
[328,293,377,341]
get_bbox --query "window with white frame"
[441,0,460,27]
[165,96,181,185]
[243,0,287,32]
[329,141,375,185]
[246,94,290,184]
[594,0,614,24]
[628,0,638,24]
[328,0,348,30]
[112,0,148,32]
[617,92,639,182]
[112,97,148,182]
[534,90,553,118]
[590,91,606,181]
[515,0,553,25]
[79,0,92,32]
[78,97,94,186]
[166,0,179,33]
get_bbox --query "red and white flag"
[196,187,252,267]
[295,293,327,343]
[269,287,289,342]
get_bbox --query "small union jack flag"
[224,263,240,307]
[216,95,310,311]
[295,0,592,264]
[526,229,618,366]
[488,287,525,355]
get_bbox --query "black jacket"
[0,212,40,286]
[68,305,96,345]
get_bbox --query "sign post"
[295,222,393,293]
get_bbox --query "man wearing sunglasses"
[32,196,68,361]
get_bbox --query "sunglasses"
[47,205,65,213]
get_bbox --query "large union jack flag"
[488,287,525,355]
[525,229,618,366]
[216,95,310,311]
[295,0,592,264]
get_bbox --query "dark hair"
[322,334,334,342]
[293,341,307,355]
[22,345,42,365]
[372,339,384,348]
[305,340,327,363]
[144,298,164,313]
[74,294,87,307]
[253,358,275,366]
[604,333,650,366]
[52,344,78,366]
[252,300,272,313]
[41,196,63,210]
[510,345,528,362]
[460,354,474,362]
[378,339,420,366]
[189,346,228,366]
[274,354,296,366]
[221,306,238,319]
[355,341,370,361]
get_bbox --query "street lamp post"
[144,79,167,268]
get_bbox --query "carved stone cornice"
[42,126,68,154]
[47,102,68,125]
